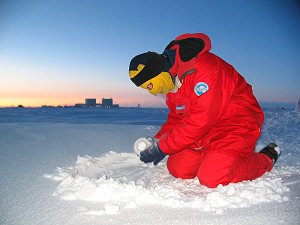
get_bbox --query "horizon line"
[0,100,298,109]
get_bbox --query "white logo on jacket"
[176,105,185,111]
[194,82,209,96]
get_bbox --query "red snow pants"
[166,131,273,188]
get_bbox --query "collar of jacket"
[169,54,197,83]
[166,33,211,82]
[170,76,182,93]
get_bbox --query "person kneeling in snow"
[128,33,280,188]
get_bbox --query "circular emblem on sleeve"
[194,82,209,96]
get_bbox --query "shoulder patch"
[194,82,209,96]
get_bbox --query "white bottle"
[134,137,153,156]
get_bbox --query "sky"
[0,0,299,107]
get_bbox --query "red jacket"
[155,33,264,156]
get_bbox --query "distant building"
[102,98,119,108]
[74,98,119,108]
[102,98,112,108]
[85,98,96,107]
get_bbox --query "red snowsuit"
[155,33,273,188]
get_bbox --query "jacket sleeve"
[154,99,181,139]
[158,65,236,155]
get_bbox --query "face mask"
[129,64,175,96]
[140,71,175,96]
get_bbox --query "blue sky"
[0,0,299,107]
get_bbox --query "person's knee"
[197,166,231,188]
[167,159,197,179]
[196,152,237,188]
[166,149,204,179]
[168,166,195,179]
[197,172,221,188]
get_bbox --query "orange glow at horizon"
[0,94,167,108]
[0,97,83,107]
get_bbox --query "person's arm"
[159,67,236,155]
[154,99,180,139]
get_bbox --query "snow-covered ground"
[0,104,299,225]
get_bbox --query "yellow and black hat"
[129,52,165,87]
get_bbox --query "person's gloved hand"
[140,137,166,165]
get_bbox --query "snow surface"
[0,105,300,225]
